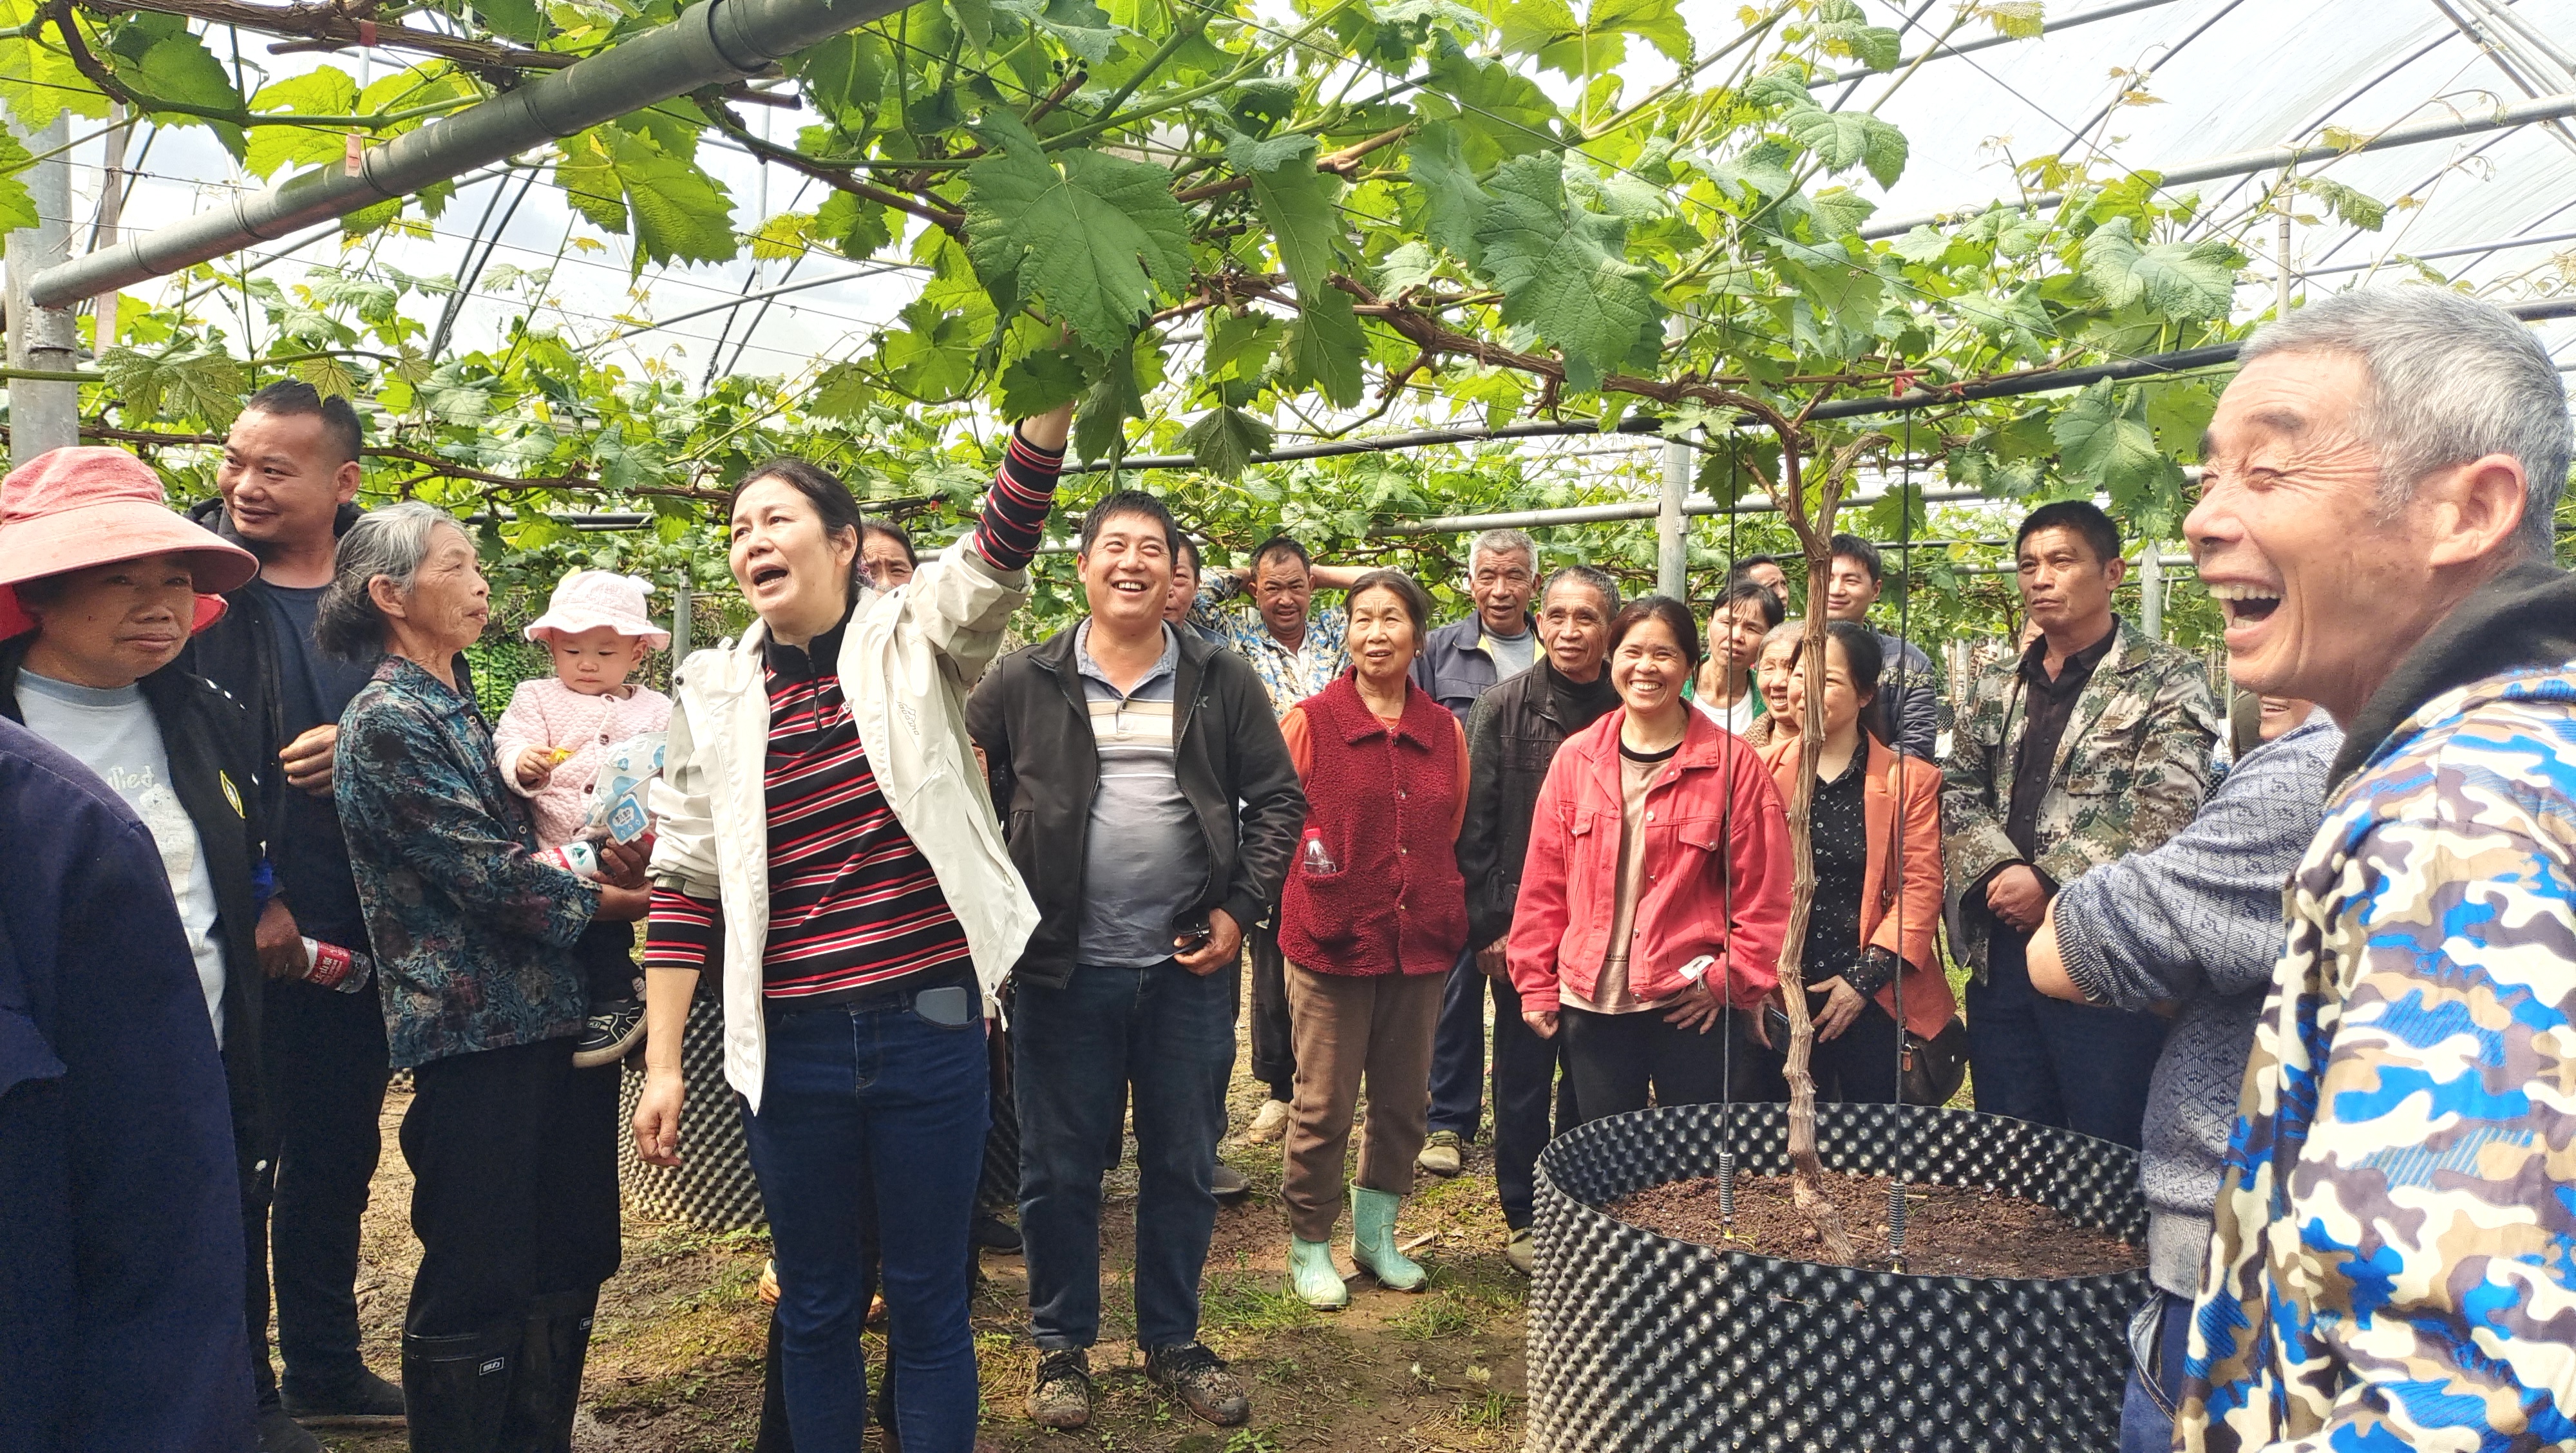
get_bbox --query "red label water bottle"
[1300,830,1340,876]
[299,936,372,992]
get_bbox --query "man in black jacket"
[968,491,1304,1434]
[180,381,408,1430]
[1457,564,1622,1274]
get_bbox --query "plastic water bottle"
[299,936,373,993]
[1300,831,1340,876]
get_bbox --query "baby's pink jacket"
[493,676,674,847]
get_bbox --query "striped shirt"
[1073,622,1207,965]
[641,430,1062,999]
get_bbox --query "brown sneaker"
[1025,1348,1093,1429]
[1145,1342,1250,1427]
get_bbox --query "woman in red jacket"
[1274,570,1469,1311]
[1753,621,1953,1103]
[1508,596,1792,1123]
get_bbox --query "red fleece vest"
[1278,673,1468,976]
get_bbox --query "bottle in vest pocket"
[1300,830,1340,877]
[299,936,373,992]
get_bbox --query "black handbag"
[1899,1017,1970,1106]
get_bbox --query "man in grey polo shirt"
[969,491,1305,1433]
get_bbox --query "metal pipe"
[2301,223,2576,275]
[26,0,924,307]
[1858,90,2576,240]
[6,115,79,463]
[1656,433,1690,596]
[1820,0,2186,84]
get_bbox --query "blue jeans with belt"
[741,985,989,1453]
[2119,1289,2193,1453]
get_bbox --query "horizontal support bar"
[27,0,922,307]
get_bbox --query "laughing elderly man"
[2177,288,2576,1453]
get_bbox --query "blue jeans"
[742,991,989,1453]
[2119,1290,2192,1453]
[1014,960,1236,1351]
[1426,946,1485,1139]
[1965,927,2168,1148]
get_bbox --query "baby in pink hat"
[493,569,673,1067]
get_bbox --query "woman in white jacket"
[632,403,1071,1452]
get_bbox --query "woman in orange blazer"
[1752,620,1953,1103]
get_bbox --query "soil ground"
[312,978,1533,1453]
[1615,1172,2146,1279]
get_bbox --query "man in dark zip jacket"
[178,381,410,1429]
[967,491,1304,1434]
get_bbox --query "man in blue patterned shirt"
[2179,289,2576,1452]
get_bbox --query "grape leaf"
[131,34,245,159]
[1284,288,1367,408]
[1404,121,1488,265]
[1074,337,1146,462]
[998,347,1087,417]
[1473,152,1663,392]
[807,361,875,422]
[2054,379,2184,532]
[554,128,738,274]
[475,0,544,43]
[1181,406,1276,478]
[2081,215,2238,319]
[964,111,1193,352]
[0,128,36,232]
[748,212,814,260]
[1244,137,1350,300]
[1781,104,1908,188]
[816,191,895,258]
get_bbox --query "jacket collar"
[2331,556,2576,787]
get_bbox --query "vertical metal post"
[93,104,128,351]
[6,115,80,464]
[2276,172,2295,320]
[1657,433,1690,599]
[2140,540,2164,639]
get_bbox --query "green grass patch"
[1200,1269,1318,1337]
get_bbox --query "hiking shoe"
[572,1000,646,1069]
[1211,1164,1252,1201]
[971,1214,1023,1253]
[1145,1342,1251,1427]
[257,1404,325,1453]
[1242,1097,1292,1144]
[1416,1130,1463,1177]
[282,1367,406,1427]
[1503,1228,1535,1276]
[1025,1349,1094,1429]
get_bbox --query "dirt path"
[318,1009,1531,1452]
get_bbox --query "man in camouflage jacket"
[2178,291,2576,1452]
[1943,501,2219,1148]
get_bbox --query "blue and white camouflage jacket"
[2183,585,2576,1452]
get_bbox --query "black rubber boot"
[399,1325,515,1453]
[500,1289,599,1452]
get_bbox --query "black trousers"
[1745,989,1905,1106]
[1488,974,1577,1231]
[258,975,393,1396]
[1560,1003,1763,1124]
[399,1038,621,1340]
[1247,922,1296,1101]
[571,920,640,1009]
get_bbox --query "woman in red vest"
[1508,596,1793,1124]
[1274,570,1469,1311]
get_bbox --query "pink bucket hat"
[522,569,671,649]
[0,446,260,641]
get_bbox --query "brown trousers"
[1281,963,1446,1242]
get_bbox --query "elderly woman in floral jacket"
[321,502,650,1453]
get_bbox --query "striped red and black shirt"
[642,430,1061,1000]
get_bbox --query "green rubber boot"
[1350,1186,1427,1292]
[1289,1236,1349,1310]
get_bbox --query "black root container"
[616,989,766,1231]
[1526,1101,2150,1452]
